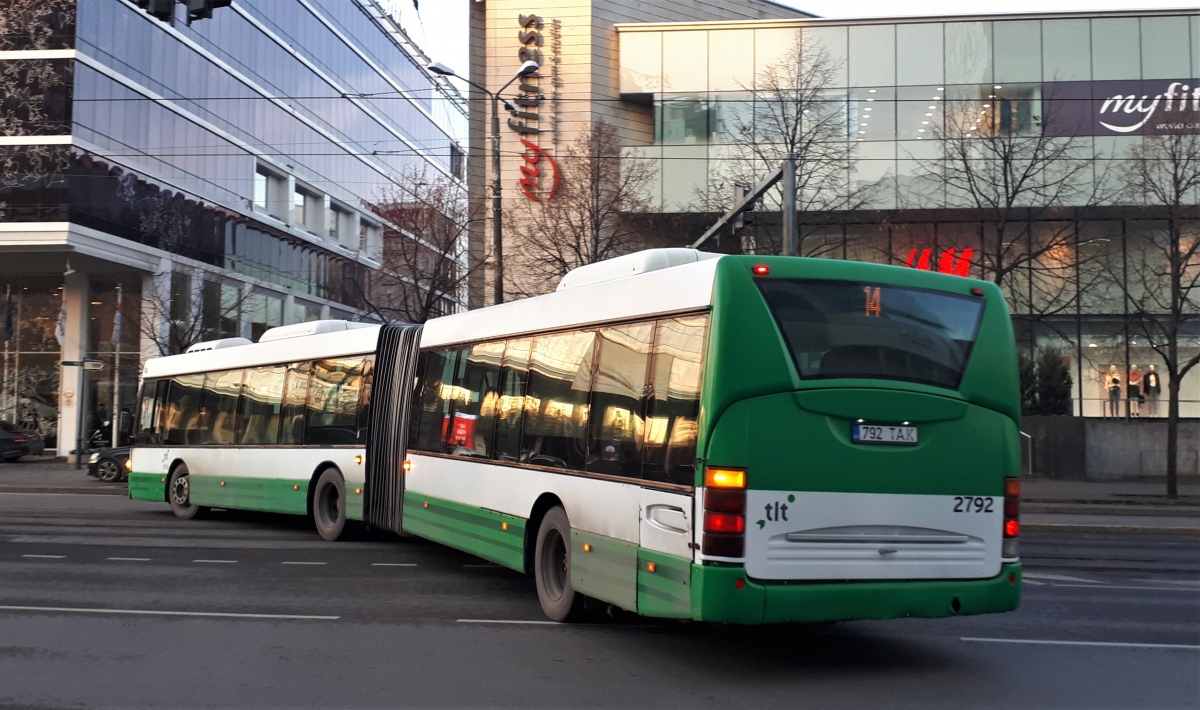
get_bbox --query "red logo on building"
[905,247,973,277]
[519,140,561,201]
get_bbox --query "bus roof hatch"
[556,249,722,291]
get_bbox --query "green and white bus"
[130,248,1022,623]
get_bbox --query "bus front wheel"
[534,506,583,622]
[312,468,347,542]
[168,464,207,520]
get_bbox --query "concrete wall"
[1024,415,1200,481]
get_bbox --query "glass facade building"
[616,12,1200,417]
[0,0,465,455]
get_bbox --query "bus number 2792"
[953,496,994,513]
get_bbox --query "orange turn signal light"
[1005,478,1020,497]
[402,460,412,471]
[354,455,363,465]
[705,468,746,489]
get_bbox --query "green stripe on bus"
[402,493,527,572]
[636,548,692,619]
[570,530,638,612]
[189,475,308,516]
[128,472,166,502]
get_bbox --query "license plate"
[852,424,918,446]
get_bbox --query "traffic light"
[136,0,174,21]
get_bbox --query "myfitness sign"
[1044,78,1200,136]
[508,13,561,202]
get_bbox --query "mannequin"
[1107,365,1122,418]
[1127,365,1142,417]
[1144,364,1162,417]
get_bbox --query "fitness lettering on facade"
[1043,78,1200,136]
[510,13,560,202]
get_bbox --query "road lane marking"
[962,637,1200,650]
[1022,579,1046,586]
[1023,572,1106,584]
[1055,584,1200,593]
[193,559,237,564]
[20,554,64,559]
[457,618,560,626]
[371,563,418,567]
[0,604,338,621]
[107,557,150,562]
[281,561,326,566]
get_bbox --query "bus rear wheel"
[534,506,583,622]
[168,464,207,520]
[312,468,347,542]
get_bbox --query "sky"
[403,1,1197,94]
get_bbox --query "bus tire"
[168,464,206,520]
[534,506,583,622]
[312,468,347,542]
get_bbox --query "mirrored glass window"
[587,323,654,479]
[897,23,944,86]
[945,22,994,86]
[804,26,848,88]
[1042,19,1091,82]
[522,331,597,471]
[709,29,754,93]
[993,20,1042,84]
[1092,18,1140,80]
[663,31,708,92]
[1140,16,1190,79]
[619,31,662,94]
[239,365,284,445]
[848,24,895,88]
[644,315,708,486]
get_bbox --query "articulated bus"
[130,249,1022,623]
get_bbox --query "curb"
[0,486,126,496]
[1024,523,1200,536]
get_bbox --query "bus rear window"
[757,279,985,390]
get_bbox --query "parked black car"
[0,421,45,460]
[0,429,25,463]
[88,447,131,483]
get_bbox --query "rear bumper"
[691,562,1021,624]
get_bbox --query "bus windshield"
[757,279,985,390]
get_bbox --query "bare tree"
[1110,134,1200,499]
[917,88,1109,319]
[702,36,875,256]
[139,269,251,356]
[355,168,478,324]
[504,119,655,296]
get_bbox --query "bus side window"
[643,314,708,486]
[411,348,459,453]
[587,322,654,479]
[163,373,204,446]
[305,358,365,446]
[492,338,532,462]
[239,365,285,445]
[451,342,503,458]
[357,355,374,445]
[135,379,165,444]
[523,331,597,472]
[198,369,244,446]
[280,362,311,445]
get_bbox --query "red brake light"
[1005,519,1020,537]
[970,287,985,296]
[704,512,745,534]
[11,434,25,443]
[752,264,770,276]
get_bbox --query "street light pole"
[427,60,539,306]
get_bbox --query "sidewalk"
[1,463,1197,534]
[1022,477,1200,536]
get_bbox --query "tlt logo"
[904,247,973,277]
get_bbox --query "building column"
[140,260,172,360]
[56,269,89,460]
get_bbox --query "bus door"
[363,324,423,534]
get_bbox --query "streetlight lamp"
[428,59,539,306]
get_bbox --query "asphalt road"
[0,492,1197,709]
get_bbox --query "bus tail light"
[702,467,746,558]
[1002,477,1020,558]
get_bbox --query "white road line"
[0,604,339,621]
[962,637,1200,650]
[1135,579,1200,587]
[457,618,560,626]
[1022,579,1046,586]
[193,559,237,564]
[1055,584,1200,593]
[1023,572,1107,584]
[281,561,326,566]
[371,563,418,567]
[107,557,150,562]
[20,554,64,559]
